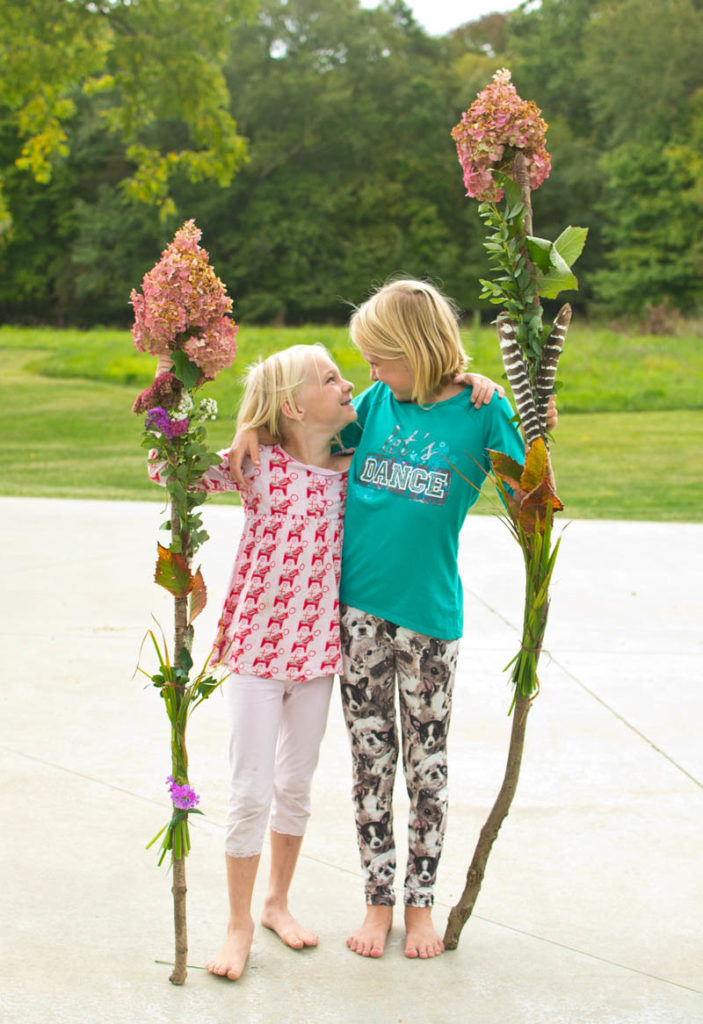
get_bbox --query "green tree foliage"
[590,136,703,313]
[0,0,701,324]
[201,0,483,321]
[0,0,253,226]
[582,0,703,313]
[506,0,703,317]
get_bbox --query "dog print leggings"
[340,604,460,907]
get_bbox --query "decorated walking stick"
[444,70,587,948]
[131,221,238,983]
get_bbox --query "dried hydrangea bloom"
[183,317,239,380]
[451,68,551,202]
[132,371,183,414]
[130,220,238,380]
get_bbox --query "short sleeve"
[147,448,239,494]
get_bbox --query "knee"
[225,779,272,856]
[270,778,312,835]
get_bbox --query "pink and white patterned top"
[149,445,348,682]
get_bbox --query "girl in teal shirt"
[337,279,525,962]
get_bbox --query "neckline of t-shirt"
[384,385,470,410]
[272,443,349,476]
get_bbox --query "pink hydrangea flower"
[130,220,238,380]
[451,68,551,202]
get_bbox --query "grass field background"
[1,322,701,521]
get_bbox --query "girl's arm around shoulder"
[227,428,276,490]
[452,372,505,407]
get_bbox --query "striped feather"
[496,315,541,447]
[535,304,571,435]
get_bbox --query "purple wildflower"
[145,407,171,434]
[166,775,200,811]
[145,406,189,440]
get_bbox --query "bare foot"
[206,919,255,980]
[346,905,393,958]
[261,900,318,950]
[404,906,445,959]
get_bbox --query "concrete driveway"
[1,497,701,1023]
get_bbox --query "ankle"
[262,893,288,912]
[365,904,393,922]
[227,913,255,934]
[404,905,433,921]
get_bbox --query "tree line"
[0,0,701,327]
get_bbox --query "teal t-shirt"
[339,382,524,640]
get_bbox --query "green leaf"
[171,350,201,389]
[197,680,219,699]
[553,226,588,268]
[501,176,522,208]
[178,647,193,673]
[525,236,553,273]
[536,247,578,299]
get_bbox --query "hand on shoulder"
[452,372,505,408]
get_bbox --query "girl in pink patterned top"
[150,344,356,981]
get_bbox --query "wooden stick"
[443,697,531,949]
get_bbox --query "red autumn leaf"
[504,491,522,524]
[488,449,525,492]
[518,478,563,535]
[154,543,193,598]
[188,569,207,625]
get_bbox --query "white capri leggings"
[225,672,333,858]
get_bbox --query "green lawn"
[2,323,701,520]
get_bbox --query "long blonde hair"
[236,344,328,440]
[349,279,467,404]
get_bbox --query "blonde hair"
[349,279,467,404]
[236,344,328,440]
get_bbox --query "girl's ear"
[281,398,304,421]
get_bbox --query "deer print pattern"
[149,445,347,681]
